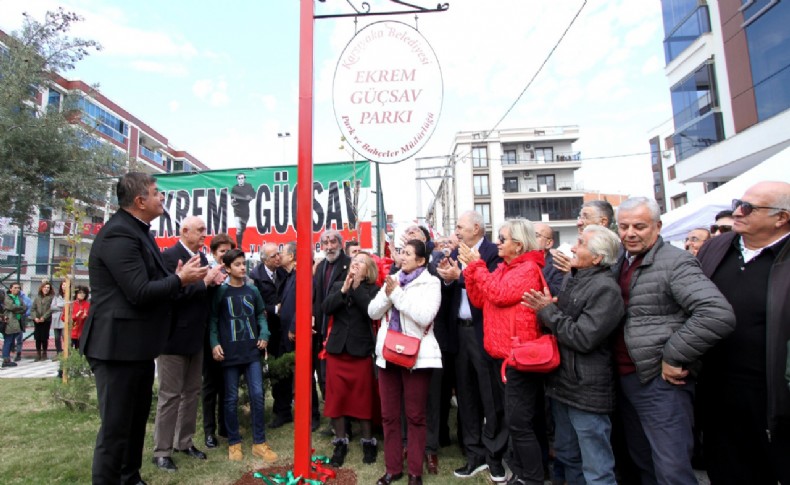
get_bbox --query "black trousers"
[455,325,508,465]
[505,367,544,483]
[89,358,154,485]
[201,345,226,437]
[34,320,51,350]
[703,381,790,485]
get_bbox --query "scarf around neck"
[388,266,426,333]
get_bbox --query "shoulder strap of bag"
[510,262,549,339]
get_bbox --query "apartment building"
[429,126,586,246]
[655,0,790,208]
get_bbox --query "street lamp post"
[277,132,291,164]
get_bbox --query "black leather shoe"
[376,472,403,485]
[175,446,207,460]
[152,456,177,472]
[408,475,423,485]
[205,434,218,449]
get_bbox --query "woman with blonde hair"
[463,218,547,485]
[322,252,381,467]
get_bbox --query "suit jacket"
[439,237,502,353]
[81,209,182,361]
[313,252,351,336]
[161,242,209,355]
[322,280,378,357]
[280,269,296,353]
[250,263,287,356]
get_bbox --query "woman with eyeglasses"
[462,218,547,485]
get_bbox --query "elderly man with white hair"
[524,225,625,485]
[312,229,350,432]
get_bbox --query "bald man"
[697,181,790,483]
[533,223,564,296]
[153,216,224,472]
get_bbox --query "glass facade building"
[662,0,711,64]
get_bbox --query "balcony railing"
[139,145,163,164]
[501,151,582,165]
[503,181,585,195]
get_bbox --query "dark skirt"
[324,352,375,419]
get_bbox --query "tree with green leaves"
[0,8,125,227]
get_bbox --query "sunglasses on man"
[710,224,732,234]
[732,199,786,217]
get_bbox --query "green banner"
[152,161,372,254]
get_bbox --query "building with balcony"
[428,126,587,246]
[45,73,209,175]
[655,0,790,208]
[0,28,210,293]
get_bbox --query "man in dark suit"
[81,172,207,485]
[250,242,291,428]
[152,216,223,472]
[312,229,350,431]
[437,210,507,483]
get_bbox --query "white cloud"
[641,55,663,75]
[192,78,229,107]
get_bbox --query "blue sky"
[1,0,672,221]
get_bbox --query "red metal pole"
[294,0,315,479]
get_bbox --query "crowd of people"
[1,279,90,368]
[4,172,788,485]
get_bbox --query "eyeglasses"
[710,224,732,234]
[498,235,508,244]
[732,199,785,216]
[535,233,551,241]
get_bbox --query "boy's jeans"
[223,360,266,445]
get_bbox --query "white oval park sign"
[333,21,443,164]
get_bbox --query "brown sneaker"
[228,443,243,461]
[252,442,278,463]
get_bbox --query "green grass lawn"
[0,378,492,484]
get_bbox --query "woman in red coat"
[69,286,90,349]
[463,218,546,485]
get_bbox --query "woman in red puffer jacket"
[462,218,547,485]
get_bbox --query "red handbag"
[382,324,432,369]
[501,268,560,382]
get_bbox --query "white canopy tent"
[660,145,790,242]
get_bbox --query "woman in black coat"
[321,252,380,467]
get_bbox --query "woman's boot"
[330,437,349,467]
[362,438,378,464]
